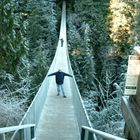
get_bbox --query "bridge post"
[0,134,5,140]
[124,123,133,140]
[19,129,24,140]
[122,48,140,140]
[81,128,85,140]
[81,127,94,140]
[31,126,35,139]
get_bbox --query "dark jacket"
[48,71,72,85]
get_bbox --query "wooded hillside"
[0,0,139,136]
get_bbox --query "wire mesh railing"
[10,1,68,140]
[0,124,35,140]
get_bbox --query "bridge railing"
[66,52,128,140]
[66,42,94,131]
[65,25,127,140]
[0,124,35,140]
[81,126,127,140]
[70,74,92,129]
[10,43,59,140]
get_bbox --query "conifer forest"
[0,0,140,137]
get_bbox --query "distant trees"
[0,0,58,126]
[26,0,58,89]
[0,0,28,126]
[0,0,26,75]
[108,0,135,55]
[68,0,111,93]
[67,0,136,137]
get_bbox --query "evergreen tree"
[26,0,58,88]
[67,0,111,92]
[0,0,26,75]
[108,0,135,55]
[0,0,29,127]
[133,0,140,45]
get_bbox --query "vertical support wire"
[88,131,94,140]
[81,128,95,140]
[2,133,6,140]
[19,129,24,140]
[81,128,85,140]
[85,130,89,140]
[0,133,6,140]
[31,126,35,139]
[3,133,6,140]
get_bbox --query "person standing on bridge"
[48,69,72,98]
[60,38,64,47]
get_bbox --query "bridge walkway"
[35,1,80,140]
[35,70,80,140]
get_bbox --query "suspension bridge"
[0,1,135,140]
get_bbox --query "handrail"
[81,126,127,140]
[0,124,35,134]
[0,124,35,140]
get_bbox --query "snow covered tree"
[133,0,140,45]
[0,0,59,127]
[108,0,135,55]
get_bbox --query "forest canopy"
[0,0,139,137]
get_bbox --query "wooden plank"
[121,96,140,140]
